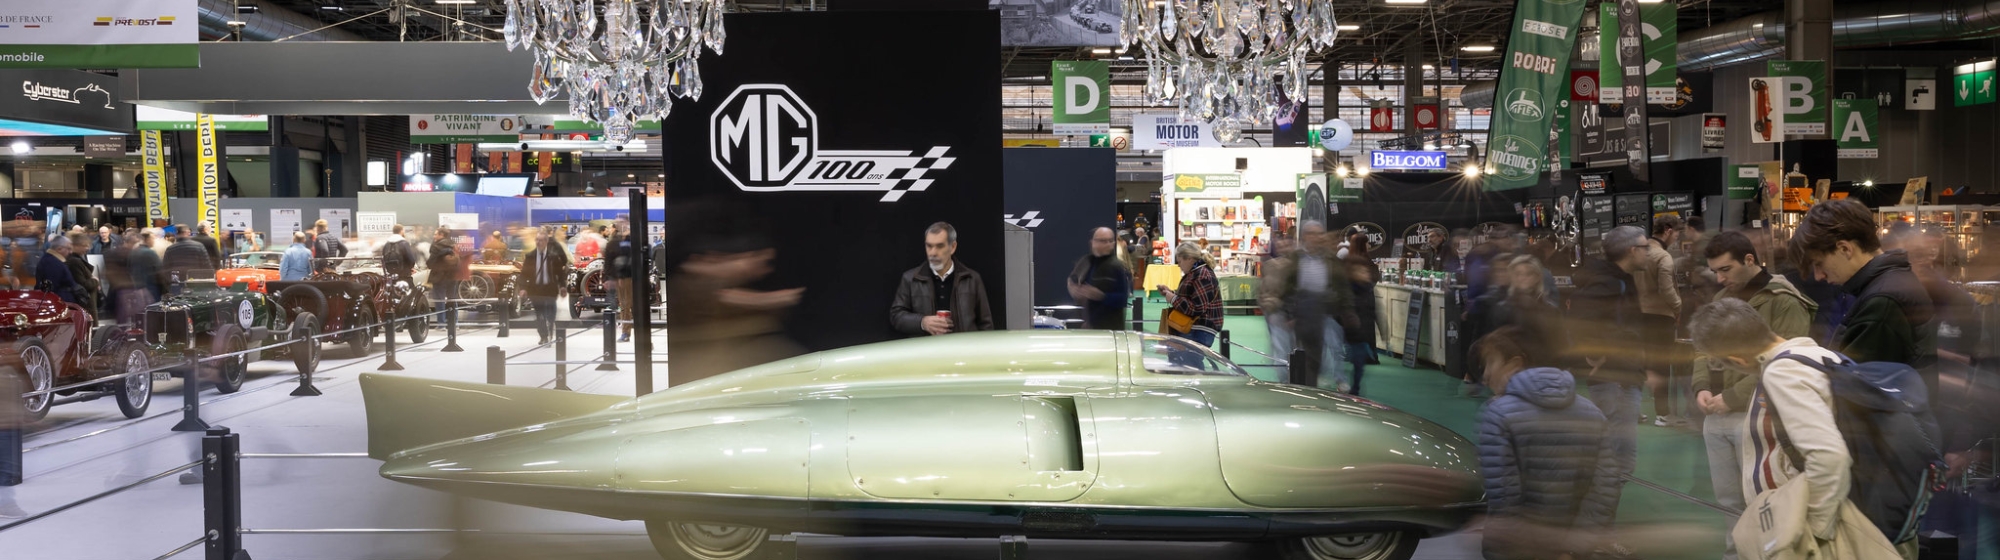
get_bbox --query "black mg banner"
[665,11,1005,351]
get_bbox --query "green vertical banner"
[1052,60,1110,135]
[1488,0,1589,190]
[1598,9,1622,104]
[1642,3,1677,103]
[1550,98,1571,171]
[1768,60,1828,135]
[1832,99,1880,159]
[1728,164,1761,200]
[1952,60,1997,107]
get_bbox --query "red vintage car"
[2,290,152,421]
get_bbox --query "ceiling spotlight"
[1337,25,1360,31]
[1384,0,1427,4]
[1460,45,1496,52]
[9,140,28,155]
[1423,142,1437,150]
[1463,164,1482,178]
[320,5,344,11]
[627,174,636,178]
[236,5,259,13]
[1354,167,1371,177]
[1861,180,1875,187]
[1091,47,1112,56]
[434,0,475,4]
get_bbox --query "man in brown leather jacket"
[890,222,994,336]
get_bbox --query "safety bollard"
[1130,297,1143,332]
[379,314,404,371]
[289,362,322,398]
[0,424,18,487]
[596,310,619,371]
[443,304,463,353]
[486,346,505,385]
[554,328,570,391]
[497,302,510,339]
[202,427,249,560]
[1219,330,1232,359]
[171,363,210,432]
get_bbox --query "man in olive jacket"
[1690,231,1816,560]
[890,222,994,336]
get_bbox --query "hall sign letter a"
[712,85,818,187]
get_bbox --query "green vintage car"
[142,280,323,392]
[361,331,1482,560]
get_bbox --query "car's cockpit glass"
[1138,334,1248,376]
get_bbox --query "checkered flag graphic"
[1003,211,1044,228]
[878,147,955,202]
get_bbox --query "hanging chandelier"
[1120,0,1339,142]
[503,0,727,144]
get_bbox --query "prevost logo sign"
[1370,150,1448,170]
[710,84,955,202]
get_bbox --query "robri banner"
[1488,0,1588,190]
[195,113,219,236]
[140,130,167,223]
[1768,60,1827,135]
[1051,60,1109,136]
[0,0,199,68]
[1833,98,1879,159]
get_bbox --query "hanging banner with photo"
[1701,113,1726,151]
[0,0,199,68]
[140,130,168,223]
[1642,3,1677,104]
[1749,77,1787,143]
[1832,98,1879,159]
[1768,60,1827,135]
[195,113,220,236]
[1486,0,1588,190]
[1615,0,1650,181]
[1051,60,1109,135]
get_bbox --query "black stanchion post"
[172,363,209,432]
[288,355,321,397]
[630,190,654,396]
[2,370,21,487]
[486,346,504,385]
[1130,297,1142,332]
[379,315,403,371]
[201,427,249,560]
[554,328,570,391]
[442,304,463,353]
[497,302,510,338]
[1219,329,1231,359]
[596,310,618,371]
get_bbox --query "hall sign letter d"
[1064,75,1100,116]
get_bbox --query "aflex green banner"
[0,0,200,68]
[1833,99,1879,159]
[1052,60,1110,136]
[1768,60,1827,135]
[1642,3,1677,103]
[1488,0,1588,190]
[1728,164,1761,200]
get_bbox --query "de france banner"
[196,113,220,236]
[0,0,200,68]
[140,130,168,224]
[1487,0,1588,190]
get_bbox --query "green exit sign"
[1955,60,1997,106]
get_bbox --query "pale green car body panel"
[362,330,1482,540]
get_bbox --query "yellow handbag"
[1160,308,1195,335]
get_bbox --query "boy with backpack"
[1689,299,1942,560]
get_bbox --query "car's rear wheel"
[207,325,249,394]
[16,338,54,422]
[1264,531,1420,560]
[110,342,152,419]
[644,520,767,560]
[277,284,328,324]
[459,274,493,304]
[403,301,431,344]
[290,312,322,375]
[347,306,375,357]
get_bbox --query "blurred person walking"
[378,225,419,282]
[63,233,99,318]
[1568,226,1649,503]
[1343,236,1380,395]
[161,224,214,288]
[608,219,639,342]
[1640,216,1685,426]
[190,222,223,269]
[1693,231,1818,560]
[280,232,313,282]
[1158,241,1224,350]
[1257,222,1352,390]
[129,230,164,302]
[1259,235,1299,362]
[1474,326,1623,560]
[518,227,571,344]
[1068,227,1132,330]
[428,228,461,316]
[104,232,140,324]
[1688,300,1910,560]
[311,219,346,273]
[890,222,995,337]
[664,202,806,386]
[34,235,85,306]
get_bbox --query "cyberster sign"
[711,84,955,202]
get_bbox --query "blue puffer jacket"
[1478,367,1623,558]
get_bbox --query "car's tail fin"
[360,373,627,460]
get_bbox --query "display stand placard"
[1402,290,1426,368]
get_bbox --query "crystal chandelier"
[503,0,727,144]
[1121,0,1339,142]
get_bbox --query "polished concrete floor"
[0,305,1732,559]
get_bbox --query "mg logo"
[711,85,818,188]
[707,83,957,202]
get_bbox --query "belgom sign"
[1370,151,1449,170]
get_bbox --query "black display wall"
[663,10,1005,351]
[1003,148,1115,307]
[1330,173,1528,259]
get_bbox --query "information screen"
[475,175,532,197]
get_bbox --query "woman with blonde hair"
[1156,241,1223,350]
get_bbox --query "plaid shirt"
[1173,263,1224,331]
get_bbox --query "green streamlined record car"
[361,331,1482,560]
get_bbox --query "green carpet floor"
[1200,305,1731,559]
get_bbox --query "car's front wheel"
[1262,531,1420,560]
[16,338,54,421]
[644,520,768,560]
[110,342,153,418]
